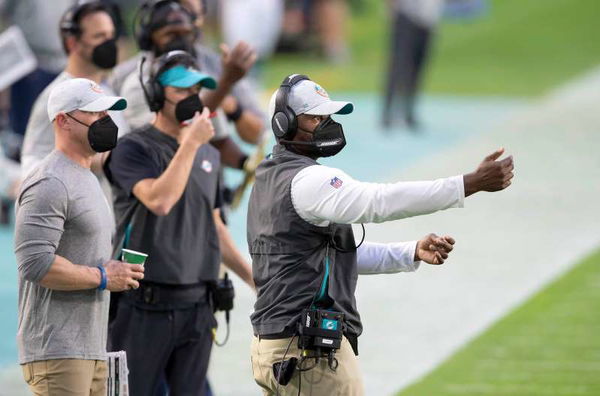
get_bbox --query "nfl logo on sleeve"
[330,177,343,189]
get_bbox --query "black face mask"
[91,39,118,69]
[282,117,347,158]
[67,114,119,153]
[155,35,196,57]
[172,94,203,123]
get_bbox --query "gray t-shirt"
[20,72,131,178]
[14,150,114,364]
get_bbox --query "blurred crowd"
[0,0,359,223]
[0,0,487,221]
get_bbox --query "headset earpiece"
[272,112,291,139]
[272,74,309,139]
[59,7,80,34]
[140,50,198,112]
[136,1,159,51]
[150,74,164,113]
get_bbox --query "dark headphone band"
[60,0,120,35]
[141,50,198,112]
[153,50,197,79]
[274,74,309,119]
[272,74,309,139]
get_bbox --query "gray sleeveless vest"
[247,145,362,337]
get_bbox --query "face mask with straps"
[66,113,119,153]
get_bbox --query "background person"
[111,0,264,147]
[113,0,265,217]
[20,0,128,178]
[277,0,350,63]
[382,0,445,130]
[13,77,143,396]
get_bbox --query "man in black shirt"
[105,50,253,396]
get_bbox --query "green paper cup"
[121,249,148,266]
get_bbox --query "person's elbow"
[134,182,177,216]
[212,210,228,238]
[214,216,227,235]
[137,192,176,216]
[17,254,53,284]
[146,198,175,216]
[19,265,40,283]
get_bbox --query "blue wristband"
[97,265,107,291]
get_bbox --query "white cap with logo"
[268,79,354,119]
[47,78,127,122]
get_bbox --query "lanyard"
[314,244,331,306]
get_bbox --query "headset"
[139,50,198,112]
[60,0,122,38]
[271,74,310,140]
[134,0,199,51]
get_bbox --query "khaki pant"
[251,336,364,396]
[21,359,107,396]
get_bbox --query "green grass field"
[397,249,600,396]
[264,0,600,95]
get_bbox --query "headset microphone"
[278,139,343,147]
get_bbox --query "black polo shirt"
[105,124,222,285]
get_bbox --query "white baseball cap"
[47,78,127,122]
[268,78,354,119]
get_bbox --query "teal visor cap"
[158,65,217,89]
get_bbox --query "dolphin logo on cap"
[314,83,329,98]
[90,82,104,94]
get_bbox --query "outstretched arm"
[357,234,455,275]
[291,149,514,226]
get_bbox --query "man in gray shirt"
[14,77,144,395]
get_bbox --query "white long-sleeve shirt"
[357,241,421,274]
[290,165,465,274]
